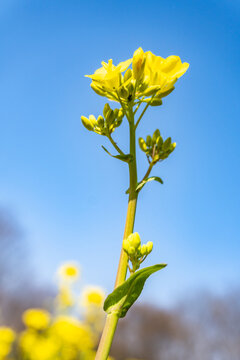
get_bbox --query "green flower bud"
[119,86,129,99]
[139,138,147,152]
[157,136,163,148]
[97,115,104,127]
[127,82,134,96]
[113,108,119,119]
[91,83,106,97]
[103,103,111,118]
[149,98,163,106]
[124,68,132,83]
[138,75,149,92]
[152,129,160,144]
[162,137,172,151]
[106,109,115,125]
[81,116,94,131]
[142,85,161,97]
[114,117,123,128]
[146,135,152,147]
[118,108,124,120]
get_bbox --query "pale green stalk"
[95,107,138,360]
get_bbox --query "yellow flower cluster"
[0,262,110,360]
[0,327,15,360]
[86,47,189,104]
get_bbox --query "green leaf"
[125,176,163,194]
[136,176,163,192]
[104,264,167,318]
[101,146,133,163]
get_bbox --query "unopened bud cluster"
[81,103,124,136]
[123,232,153,273]
[139,129,176,164]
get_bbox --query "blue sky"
[0,0,239,306]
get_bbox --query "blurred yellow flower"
[0,327,15,343]
[82,286,105,307]
[22,308,51,330]
[86,58,132,93]
[58,262,80,281]
[51,315,93,349]
[56,285,74,308]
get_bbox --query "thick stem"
[95,313,118,360]
[95,109,138,360]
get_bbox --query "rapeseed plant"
[81,47,189,359]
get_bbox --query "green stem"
[95,108,138,360]
[107,133,125,156]
[135,102,150,129]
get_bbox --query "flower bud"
[139,138,147,152]
[90,83,106,97]
[128,233,141,249]
[162,137,172,151]
[103,103,111,118]
[146,135,152,147]
[132,47,145,80]
[118,108,124,120]
[157,136,163,148]
[124,68,133,83]
[97,115,104,127]
[122,239,129,252]
[119,86,129,99]
[140,244,147,256]
[146,241,153,254]
[128,246,135,255]
[81,116,94,131]
[106,109,115,125]
[152,129,160,144]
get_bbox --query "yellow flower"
[22,308,51,330]
[58,262,80,281]
[51,316,93,349]
[0,327,15,343]
[86,58,132,95]
[139,50,189,97]
[20,330,60,360]
[56,285,74,308]
[0,327,15,358]
[82,286,105,307]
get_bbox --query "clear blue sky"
[0,0,239,306]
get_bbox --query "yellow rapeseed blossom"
[82,286,105,307]
[22,308,51,330]
[0,327,15,343]
[58,262,80,281]
[139,50,189,98]
[0,327,15,359]
[85,47,189,106]
[85,58,132,97]
[51,315,93,349]
[56,284,74,308]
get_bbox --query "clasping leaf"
[104,264,167,318]
[126,176,163,194]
